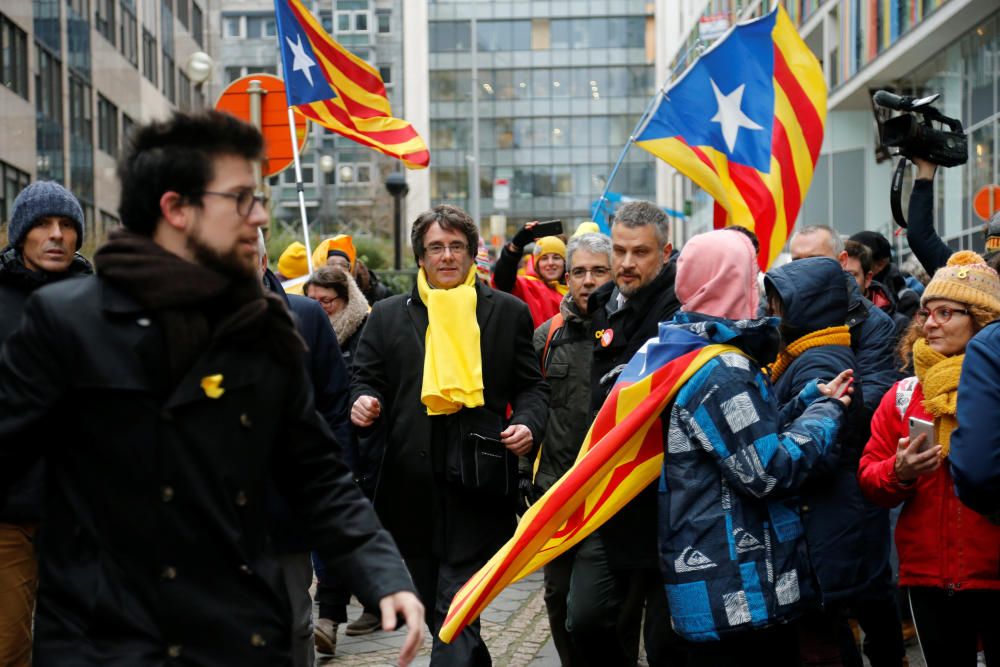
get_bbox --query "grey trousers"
[279,552,316,667]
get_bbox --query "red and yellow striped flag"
[440,336,741,643]
[274,0,429,169]
[635,5,826,269]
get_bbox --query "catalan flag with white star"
[439,325,742,644]
[274,0,429,168]
[636,5,826,269]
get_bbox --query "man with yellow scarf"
[350,204,549,666]
[859,251,1000,667]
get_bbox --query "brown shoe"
[314,618,338,655]
[902,620,917,644]
[345,611,381,636]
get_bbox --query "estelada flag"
[273,0,430,169]
[439,325,743,643]
[635,5,826,269]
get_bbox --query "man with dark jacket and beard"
[569,200,683,666]
[0,110,423,667]
[0,180,92,666]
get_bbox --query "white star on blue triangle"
[636,10,776,172]
[274,0,337,107]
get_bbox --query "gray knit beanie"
[8,181,85,250]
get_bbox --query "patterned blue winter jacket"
[657,314,847,642]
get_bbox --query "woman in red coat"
[858,251,1000,667]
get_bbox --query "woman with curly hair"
[858,251,1000,667]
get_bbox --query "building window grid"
[1,14,30,99]
[177,69,191,110]
[375,9,390,34]
[68,73,93,142]
[176,0,188,29]
[35,43,63,121]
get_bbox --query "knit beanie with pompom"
[922,250,1000,316]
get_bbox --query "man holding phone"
[492,220,569,327]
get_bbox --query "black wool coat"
[0,276,412,666]
[351,280,548,564]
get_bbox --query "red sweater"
[858,379,1000,591]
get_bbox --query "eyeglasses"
[915,305,970,325]
[425,242,469,257]
[569,267,611,279]
[199,190,269,218]
[310,296,341,307]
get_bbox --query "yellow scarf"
[417,265,485,415]
[912,338,963,458]
[768,325,852,382]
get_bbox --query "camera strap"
[890,157,908,228]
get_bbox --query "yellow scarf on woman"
[912,338,963,458]
[417,265,485,415]
[768,325,852,382]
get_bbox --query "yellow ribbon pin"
[200,374,225,399]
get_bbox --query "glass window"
[378,65,391,86]
[625,17,645,50]
[430,70,471,102]
[95,0,115,44]
[35,44,62,121]
[191,2,203,46]
[551,68,570,97]
[142,28,156,84]
[1,161,31,225]
[355,164,371,184]
[550,19,570,49]
[376,9,390,33]
[513,69,530,99]
[320,10,332,32]
[354,12,367,32]
[531,68,550,98]
[336,12,350,32]
[431,119,470,149]
[122,113,135,144]
[247,16,276,39]
[551,117,570,147]
[162,53,175,103]
[496,118,515,149]
[495,69,514,100]
[430,20,471,53]
[176,0,188,29]
[97,94,118,156]
[178,70,191,110]
[1,14,29,99]
[68,73,92,142]
[223,16,242,38]
[119,1,138,64]
[224,65,243,83]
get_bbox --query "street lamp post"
[385,171,409,270]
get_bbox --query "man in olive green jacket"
[530,232,612,666]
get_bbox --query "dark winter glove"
[510,224,535,251]
[516,473,537,517]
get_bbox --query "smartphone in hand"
[907,416,935,452]
[531,220,563,238]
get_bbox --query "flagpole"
[286,107,315,275]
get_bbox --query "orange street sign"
[974,185,1000,222]
[215,74,308,178]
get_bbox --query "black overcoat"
[0,276,411,666]
[351,280,548,564]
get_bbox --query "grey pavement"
[313,571,929,666]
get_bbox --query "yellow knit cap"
[277,242,309,279]
[312,235,357,271]
[534,236,566,259]
[922,250,1000,316]
[573,222,601,237]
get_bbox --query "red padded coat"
[858,378,1000,591]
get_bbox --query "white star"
[710,79,763,154]
[286,33,316,87]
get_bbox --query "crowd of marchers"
[0,110,997,667]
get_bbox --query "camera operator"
[905,158,1000,278]
[904,159,953,277]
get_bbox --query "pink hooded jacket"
[675,229,759,320]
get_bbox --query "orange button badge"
[600,329,614,347]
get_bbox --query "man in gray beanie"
[0,180,91,666]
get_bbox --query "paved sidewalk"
[316,572,929,666]
[316,571,560,666]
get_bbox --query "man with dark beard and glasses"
[0,110,423,667]
[568,200,684,666]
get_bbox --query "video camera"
[871,90,968,228]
